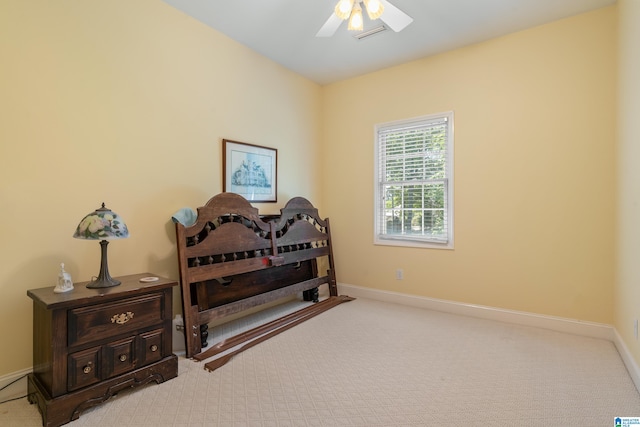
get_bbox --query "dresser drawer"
[67,331,164,391]
[68,294,164,347]
[139,329,164,366]
[103,336,136,379]
[68,346,101,391]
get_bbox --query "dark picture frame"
[223,139,277,203]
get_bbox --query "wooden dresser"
[27,273,178,427]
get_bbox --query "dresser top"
[27,273,178,309]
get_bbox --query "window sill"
[374,236,454,250]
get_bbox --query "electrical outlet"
[635,319,638,340]
[396,269,403,280]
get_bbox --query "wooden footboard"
[175,193,343,359]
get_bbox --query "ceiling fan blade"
[316,13,343,37]
[379,0,413,32]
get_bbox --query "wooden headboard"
[175,193,350,362]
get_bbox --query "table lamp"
[73,203,129,288]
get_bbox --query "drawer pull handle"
[83,363,92,374]
[111,311,134,325]
[119,354,127,362]
[150,344,158,352]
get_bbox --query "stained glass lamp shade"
[73,203,129,289]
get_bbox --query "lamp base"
[86,276,121,289]
[86,240,121,289]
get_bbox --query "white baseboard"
[0,367,31,403]
[338,282,640,392]
[338,282,613,339]
[613,329,640,390]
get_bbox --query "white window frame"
[374,111,454,249]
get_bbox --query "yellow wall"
[0,1,625,378]
[0,0,322,375]
[616,0,640,366]
[322,7,617,323]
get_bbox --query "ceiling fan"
[316,0,413,37]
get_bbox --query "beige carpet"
[2,296,640,426]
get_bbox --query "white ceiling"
[161,0,615,85]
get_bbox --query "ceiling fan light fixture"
[348,2,364,31]
[335,0,354,20]
[364,0,384,20]
[317,0,411,38]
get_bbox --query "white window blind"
[374,112,454,248]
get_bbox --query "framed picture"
[223,139,277,202]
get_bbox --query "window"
[374,112,454,248]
